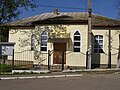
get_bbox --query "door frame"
[53,43,66,64]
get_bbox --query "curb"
[63,69,120,73]
[0,74,83,80]
[12,70,50,74]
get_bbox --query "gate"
[48,50,66,71]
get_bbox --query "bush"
[0,64,33,73]
[14,66,30,70]
[0,64,12,72]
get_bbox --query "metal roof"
[7,12,120,27]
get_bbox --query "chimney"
[54,8,58,15]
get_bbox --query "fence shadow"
[91,34,104,69]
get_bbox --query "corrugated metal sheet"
[7,12,120,26]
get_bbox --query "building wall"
[8,25,120,68]
[8,25,88,67]
[8,28,34,64]
[66,25,88,67]
[111,30,119,64]
[92,29,120,67]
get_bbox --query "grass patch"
[0,64,12,72]
[0,64,32,74]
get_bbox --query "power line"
[80,0,87,11]
[84,0,87,11]
[37,4,85,10]
[92,1,101,15]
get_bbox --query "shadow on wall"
[91,34,104,69]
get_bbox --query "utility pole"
[87,0,92,69]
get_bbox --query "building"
[7,10,120,69]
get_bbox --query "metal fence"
[0,50,68,74]
[0,50,119,74]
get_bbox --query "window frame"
[94,35,104,53]
[40,31,48,53]
[73,31,81,53]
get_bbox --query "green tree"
[0,0,36,42]
[0,0,36,23]
[0,0,36,65]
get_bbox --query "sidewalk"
[63,68,120,72]
[0,71,83,80]
[0,69,120,80]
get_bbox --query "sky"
[19,0,119,19]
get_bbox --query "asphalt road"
[0,74,120,90]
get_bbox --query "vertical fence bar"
[0,55,2,75]
[48,50,50,70]
[0,61,1,75]
[108,52,111,68]
[108,29,111,69]
[12,49,14,70]
[62,51,64,71]
[86,51,88,69]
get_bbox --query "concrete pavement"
[0,74,120,90]
[0,69,120,80]
[0,71,83,80]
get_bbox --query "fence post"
[48,50,50,70]
[0,55,2,75]
[108,52,111,68]
[0,61,1,75]
[62,51,64,71]
[12,49,14,70]
[108,29,111,69]
[86,51,88,69]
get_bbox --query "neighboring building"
[7,10,120,69]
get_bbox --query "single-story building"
[5,9,120,69]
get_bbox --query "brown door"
[53,43,66,64]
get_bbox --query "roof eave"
[32,20,88,25]
[93,25,120,29]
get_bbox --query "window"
[31,34,34,51]
[94,35,104,53]
[40,31,48,52]
[73,31,81,52]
